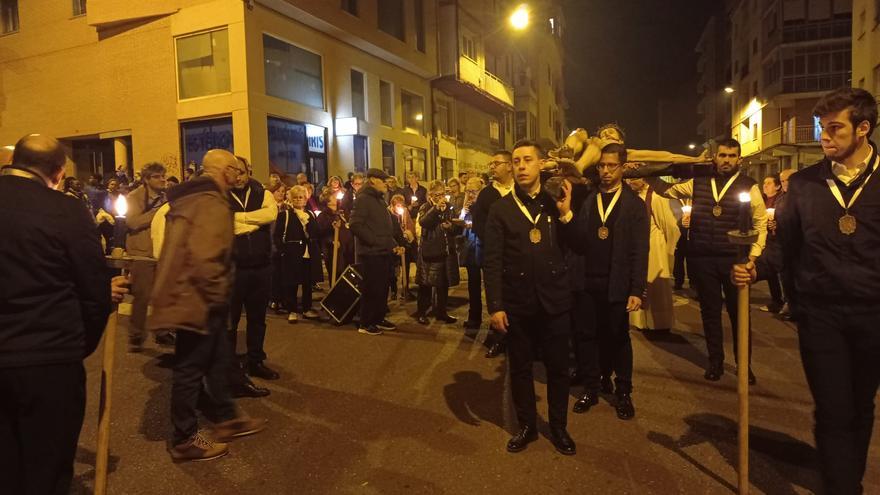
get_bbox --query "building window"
[263,34,324,108]
[341,0,357,16]
[441,158,455,180]
[351,69,366,121]
[1,0,19,34]
[267,117,307,176]
[378,0,404,41]
[752,123,759,141]
[403,145,428,180]
[380,80,393,127]
[462,35,476,60]
[73,0,87,16]
[528,112,537,139]
[382,140,396,177]
[515,111,527,140]
[401,91,424,134]
[353,135,368,172]
[176,29,231,100]
[180,117,234,169]
[415,0,425,52]
[436,100,450,136]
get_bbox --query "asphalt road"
[71,276,880,494]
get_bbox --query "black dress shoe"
[463,320,481,330]
[376,319,397,331]
[230,381,271,398]
[506,425,538,453]
[704,364,723,381]
[485,341,506,358]
[155,331,176,347]
[572,392,599,413]
[248,362,280,380]
[600,376,614,394]
[615,394,635,420]
[416,315,430,325]
[549,427,576,455]
[436,314,458,324]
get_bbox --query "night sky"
[562,0,717,150]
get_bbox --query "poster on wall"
[181,117,234,170]
[267,117,307,176]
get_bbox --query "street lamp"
[509,4,530,30]
[688,143,697,150]
[724,86,735,94]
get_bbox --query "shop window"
[378,0,404,41]
[380,80,393,127]
[176,29,231,100]
[351,69,366,121]
[382,140,396,177]
[353,135,368,172]
[1,0,18,34]
[267,117,307,176]
[401,91,424,134]
[263,34,324,109]
[180,117,234,170]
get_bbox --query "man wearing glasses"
[126,162,173,352]
[471,150,513,357]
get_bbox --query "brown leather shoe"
[212,417,267,442]
[168,431,228,463]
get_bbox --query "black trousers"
[781,267,799,317]
[0,362,85,495]
[417,285,449,318]
[507,310,570,429]
[282,256,313,314]
[765,269,785,307]
[673,228,688,287]
[359,254,392,326]
[688,256,751,367]
[574,279,634,395]
[466,265,482,323]
[172,319,237,445]
[230,264,271,363]
[129,258,156,341]
[797,302,880,495]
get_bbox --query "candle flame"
[411,195,418,202]
[767,207,775,218]
[395,206,405,216]
[336,191,345,200]
[115,195,128,217]
[738,192,751,203]
[681,205,692,214]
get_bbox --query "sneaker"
[376,319,397,331]
[288,313,298,324]
[358,325,383,336]
[212,417,267,442]
[168,431,228,463]
[303,310,320,319]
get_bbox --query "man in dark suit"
[0,135,113,494]
[483,140,576,455]
[568,143,649,420]
[734,87,880,494]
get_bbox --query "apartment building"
[0,0,438,184]
[728,0,852,179]
[852,0,880,141]
[696,2,737,145]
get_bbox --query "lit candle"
[336,191,345,200]
[738,192,751,233]
[766,207,775,219]
[681,205,692,216]
[113,195,128,252]
[395,206,405,216]
[411,195,418,202]
[445,194,451,202]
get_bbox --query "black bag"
[420,230,447,260]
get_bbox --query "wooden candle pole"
[331,223,340,288]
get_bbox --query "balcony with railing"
[762,125,819,148]
[457,55,514,107]
[782,19,851,44]
[782,72,850,94]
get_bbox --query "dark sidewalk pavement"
[71,276,880,494]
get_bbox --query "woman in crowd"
[446,177,465,213]
[303,182,324,290]
[316,186,353,284]
[274,185,321,323]
[457,177,485,330]
[269,183,288,312]
[414,180,460,325]
[389,193,416,300]
[760,173,785,313]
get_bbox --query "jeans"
[229,264,272,363]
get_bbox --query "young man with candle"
[569,144,649,420]
[734,87,879,494]
[646,138,767,383]
[483,140,577,455]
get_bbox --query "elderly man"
[150,149,266,462]
[0,135,116,493]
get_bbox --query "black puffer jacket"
[349,184,400,257]
[416,202,461,288]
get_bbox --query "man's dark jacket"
[0,167,111,367]
[570,186,650,302]
[483,186,572,316]
[760,144,880,304]
[350,184,401,257]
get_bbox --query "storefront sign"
[306,124,325,153]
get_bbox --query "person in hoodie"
[149,149,266,463]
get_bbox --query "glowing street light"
[414,113,423,122]
[724,86,735,94]
[510,4,530,30]
[688,143,697,150]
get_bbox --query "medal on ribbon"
[711,172,740,218]
[826,152,878,236]
[596,187,622,241]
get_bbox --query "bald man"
[149,149,265,462]
[0,135,112,493]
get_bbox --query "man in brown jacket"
[125,162,173,351]
[149,149,265,462]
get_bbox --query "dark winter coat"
[416,202,461,288]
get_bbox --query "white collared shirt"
[493,180,513,197]
[832,145,874,186]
